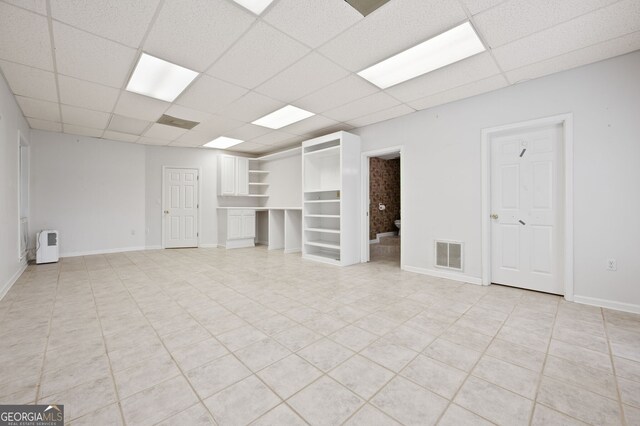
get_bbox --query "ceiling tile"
[114,91,170,122]
[103,130,139,143]
[107,115,151,135]
[386,52,501,102]
[505,31,640,84]
[346,104,415,127]
[53,22,137,88]
[50,0,160,47]
[225,124,272,140]
[295,74,379,113]
[249,130,298,146]
[460,0,505,15]
[3,0,47,15]
[0,60,57,102]
[60,105,110,129]
[173,131,214,146]
[407,74,509,110]
[207,21,309,89]
[164,105,214,124]
[193,115,244,135]
[255,52,350,102]
[319,0,467,71]
[279,114,339,135]
[492,0,640,71]
[27,118,62,132]
[63,124,103,138]
[221,91,284,122]
[0,3,53,70]
[263,0,362,48]
[58,75,120,112]
[474,0,619,48]
[143,123,188,141]
[323,92,400,122]
[144,0,255,71]
[137,136,171,146]
[176,75,248,114]
[16,96,60,122]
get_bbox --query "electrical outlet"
[606,258,617,271]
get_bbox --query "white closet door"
[164,168,199,248]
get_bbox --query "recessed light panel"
[126,53,199,102]
[358,22,485,89]
[204,136,244,149]
[252,105,315,129]
[232,0,274,15]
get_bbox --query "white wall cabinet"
[218,155,250,196]
[302,131,361,266]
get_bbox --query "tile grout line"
[602,308,629,426]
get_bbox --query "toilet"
[394,219,401,236]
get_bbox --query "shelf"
[304,188,340,193]
[305,214,339,218]
[304,144,340,158]
[304,199,340,204]
[305,241,340,250]
[249,170,269,174]
[305,227,340,234]
[304,251,341,264]
[248,182,269,186]
[220,194,269,198]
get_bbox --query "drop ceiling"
[1,0,638,154]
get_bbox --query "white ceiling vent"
[435,240,463,271]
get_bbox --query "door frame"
[161,166,202,249]
[361,145,405,268]
[481,113,574,300]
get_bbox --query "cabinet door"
[241,211,256,238]
[220,156,236,195]
[228,214,242,240]
[236,157,249,196]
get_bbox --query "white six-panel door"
[490,125,563,294]
[163,168,199,248]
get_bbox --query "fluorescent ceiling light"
[252,105,315,129]
[126,53,199,102]
[358,22,485,89]
[232,0,274,15]
[204,136,244,149]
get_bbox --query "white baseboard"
[403,265,483,286]
[0,260,27,301]
[199,243,218,248]
[370,231,397,244]
[284,248,301,254]
[61,246,150,257]
[573,295,640,314]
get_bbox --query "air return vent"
[156,114,199,130]
[435,240,463,271]
[344,0,391,16]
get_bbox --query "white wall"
[144,146,220,248]
[29,131,147,256]
[354,51,640,311]
[0,73,30,297]
[263,154,302,208]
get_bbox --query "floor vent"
[156,114,199,130]
[435,240,463,271]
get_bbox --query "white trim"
[199,243,218,248]
[361,146,404,267]
[161,166,202,249]
[17,130,30,261]
[283,248,301,254]
[403,265,483,286]
[481,113,574,300]
[369,231,397,244]
[61,246,151,257]
[573,295,640,315]
[0,260,27,301]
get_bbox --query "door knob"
[490,213,499,219]
[164,210,169,214]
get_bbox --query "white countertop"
[217,207,302,210]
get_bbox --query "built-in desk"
[217,207,302,252]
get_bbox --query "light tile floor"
[1,247,639,425]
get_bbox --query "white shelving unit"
[302,131,361,266]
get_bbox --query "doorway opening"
[362,147,403,267]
